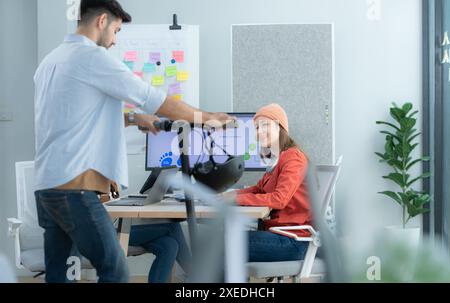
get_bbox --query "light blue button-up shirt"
[34,34,167,191]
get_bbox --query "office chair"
[246,156,343,283]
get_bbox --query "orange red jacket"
[236,148,313,238]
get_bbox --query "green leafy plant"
[375,102,431,228]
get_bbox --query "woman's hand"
[218,190,238,203]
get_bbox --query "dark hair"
[279,127,299,153]
[79,0,131,25]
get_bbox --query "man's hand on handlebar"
[135,114,161,135]
[152,112,238,132]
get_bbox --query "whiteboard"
[109,24,200,154]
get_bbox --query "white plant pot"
[383,225,421,282]
[384,226,421,251]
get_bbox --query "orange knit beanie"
[254,103,289,133]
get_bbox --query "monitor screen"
[145,113,267,171]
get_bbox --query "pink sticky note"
[133,72,144,79]
[172,50,184,63]
[124,51,138,62]
[125,103,136,109]
[149,52,161,63]
[168,83,182,95]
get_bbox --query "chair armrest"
[269,225,321,246]
[270,225,318,236]
[7,218,22,237]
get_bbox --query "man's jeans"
[35,190,129,283]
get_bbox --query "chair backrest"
[15,161,44,251]
[313,156,343,217]
[307,156,347,282]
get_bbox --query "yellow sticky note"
[166,66,177,77]
[176,71,189,82]
[152,75,165,86]
[173,94,183,101]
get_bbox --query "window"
[423,0,450,251]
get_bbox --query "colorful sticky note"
[124,51,138,62]
[168,83,182,95]
[133,72,143,79]
[123,61,134,71]
[176,71,189,82]
[142,63,156,73]
[123,102,136,113]
[149,52,161,64]
[172,50,185,63]
[166,66,177,77]
[151,75,165,86]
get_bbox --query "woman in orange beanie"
[225,103,312,262]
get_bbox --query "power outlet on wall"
[0,112,13,121]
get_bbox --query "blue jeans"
[129,223,191,283]
[35,190,129,283]
[248,231,308,262]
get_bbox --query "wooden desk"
[105,200,270,255]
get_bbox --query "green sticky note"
[143,63,156,73]
[152,75,165,86]
[166,66,177,77]
[123,61,134,71]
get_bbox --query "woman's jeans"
[35,190,129,283]
[248,231,308,262]
[129,223,191,283]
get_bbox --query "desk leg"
[117,218,131,256]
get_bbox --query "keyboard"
[106,198,146,206]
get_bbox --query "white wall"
[1,0,423,276]
[111,0,424,233]
[0,0,38,275]
[109,0,424,254]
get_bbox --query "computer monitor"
[145,113,267,171]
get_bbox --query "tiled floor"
[17,276,153,283]
[17,276,305,283]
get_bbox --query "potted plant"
[375,102,431,250]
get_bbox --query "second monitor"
[145,113,267,171]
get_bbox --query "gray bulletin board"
[232,24,335,170]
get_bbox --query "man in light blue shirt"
[34,0,232,283]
